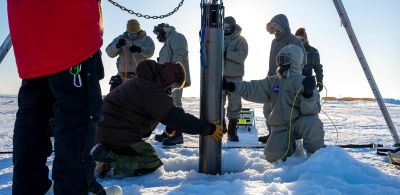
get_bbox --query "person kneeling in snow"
[91,60,223,178]
[223,44,324,162]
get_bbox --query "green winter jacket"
[224,24,248,77]
[158,26,191,87]
[106,30,155,73]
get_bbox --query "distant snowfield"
[1,96,399,194]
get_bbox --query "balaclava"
[224,16,236,36]
[153,23,169,42]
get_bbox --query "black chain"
[107,0,185,19]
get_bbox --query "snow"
[0,96,400,194]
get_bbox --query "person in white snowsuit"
[152,23,191,145]
[259,14,307,143]
[106,19,155,91]
[222,16,248,141]
[223,44,324,162]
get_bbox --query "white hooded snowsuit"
[232,45,324,162]
[264,14,307,135]
[224,24,248,119]
[158,26,190,108]
[106,30,155,80]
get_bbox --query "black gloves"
[116,39,126,48]
[317,82,323,92]
[129,45,142,53]
[302,76,316,98]
[116,39,141,53]
[222,77,235,92]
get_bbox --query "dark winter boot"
[258,135,270,144]
[227,119,239,142]
[162,132,184,145]
[90,143,111,179]
[154,131,169,142]
[90,143,109,162]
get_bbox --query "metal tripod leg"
[333,0,400,146]
[0,34,12,64]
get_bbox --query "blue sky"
[1,0,399,99]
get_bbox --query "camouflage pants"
[106,140,163,178]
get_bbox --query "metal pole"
[199,0,224,174]
[0,34,12,64]
[332,0,400,146]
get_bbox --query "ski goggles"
[276,54,292,66]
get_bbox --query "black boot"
[154,131,169,142]
[258,135,270,144]
[162,131,184,145]
[90,143,109,162]
[227,119,239,142]
[90,143,111,179]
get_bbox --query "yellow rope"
[321,109,339,144]
[317,82,340,144]
[318,81,328,106]
[275,86,303,162]
[271,81,339,162]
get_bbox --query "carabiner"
[70,64,82,88]
[73,74,82,88]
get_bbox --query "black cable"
[161,143,385,150]
[337,143,382,148]
[0,143,389,154]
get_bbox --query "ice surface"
[0,96,399,194]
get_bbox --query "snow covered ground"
[0,96,400,194]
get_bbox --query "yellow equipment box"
[237,108,255,131]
